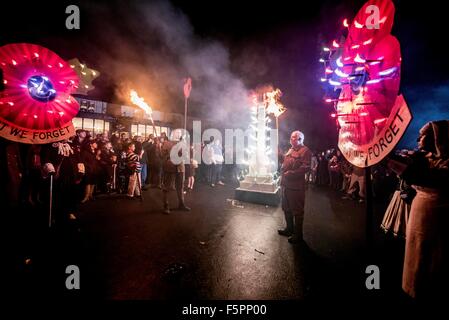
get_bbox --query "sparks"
[343,18,349,28]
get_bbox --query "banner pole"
[184,97,188,134]
[365,166,373,248]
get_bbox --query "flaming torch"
[130,90,156,133]
[264,88,286,151]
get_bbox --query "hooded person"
[394,120,449,299]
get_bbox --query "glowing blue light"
[27,75,56,102]
[336,58,344,68]
[335,69,349,78]
[329,79,342,86]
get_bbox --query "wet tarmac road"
[10,181,409,301]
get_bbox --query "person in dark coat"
[148,137,163,188]
[161,134,190,214]
[40,140,84,224]
[278,130,312,245]
[80,140,100,203]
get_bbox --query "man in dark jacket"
[161,134,190,214]
[278,131,312,244]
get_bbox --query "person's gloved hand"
[42,163,55,177]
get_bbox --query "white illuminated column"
[238,91,281,196]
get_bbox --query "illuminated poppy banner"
[321,0,412,167]
[0,43,80,144]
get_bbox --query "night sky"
[1,0,448,150]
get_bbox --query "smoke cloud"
[399,82,449,149]
[77,0,251,128]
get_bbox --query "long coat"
[401,152,449,298]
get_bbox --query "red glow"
[354,20,364,28]
[374,118,387,125]
[0,43,80,132]
[359,112,369,116]
[354,54,366,63]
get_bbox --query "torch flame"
[264,88,285,118]
[130,90,153,116]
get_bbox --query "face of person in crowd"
[105,142,112,150]
[91,142,98,149]
[290,132,301,148]
[418,132,433,151]
[78,131,86,139]
[128,144,135,152]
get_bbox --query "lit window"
[104,122,110,133]
[131,124,138,137]
[83,118,94,132]
[138,124,146,136]
[72,117,83,129]
[146,125,154,136]
[94,119,104,134]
